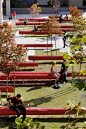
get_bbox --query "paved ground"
[3,10,86,61]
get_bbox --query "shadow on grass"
[26,86,42,92]
[33,117,86,122]
[24,87,76,106]
[0,117,12,129]
[0,117,86,129]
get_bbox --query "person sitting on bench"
[51,62,60,87]
[59,59,68,83]
[7,94,29,121]
[59,15,64,23]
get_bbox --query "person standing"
[9,13,12,21]
[7,94,29,121]
[13,11,16,21]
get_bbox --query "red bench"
[36,25,74,28]
[16,22,46,26]
[0,107,74,115]
[28,55,78,60]
[18,18,49,22]
[7,62,38,67]
[49,16,60,18]
[17,44,53,48]
[0,86,14,93]
[19,31,63,35]
[19,18,38,21]
[0,72,85,80]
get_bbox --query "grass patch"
[0,83,86,129]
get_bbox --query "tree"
[63,6,86,91]
[53,0,60,14]
[28,3,41,18]
[40,16,63,55]
[0,22,26,97]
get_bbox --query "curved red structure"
[0,107,71,115]
[0,86,14,92]
[17,44,53,48]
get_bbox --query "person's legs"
[13,107,20,117]
[53,73,60,84]
[18,106,26,121]
[64,71,68,82]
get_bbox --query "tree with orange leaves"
[28,3,41,18]
[0,22,26,97]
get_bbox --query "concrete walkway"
[3,11,86,61]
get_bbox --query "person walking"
[62,30,68,48]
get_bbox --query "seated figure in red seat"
[64,14,68,20]
[51,62,60,87]
[7,94,29,121]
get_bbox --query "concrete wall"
[10,7,58,14]
[38,0,49,5]
[69,0,83,7]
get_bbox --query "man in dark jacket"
[7,94,29,121]
[59,59,68,83]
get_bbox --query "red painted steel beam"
[17,44,53,47]
[0,86,14,92]
[0,107,74,115]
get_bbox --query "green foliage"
[47,0,51,6]
[15,117,45,129]
[72,71,77,78]
[34,0,38,4]
[70,79,86,90]
[63,53,71,60]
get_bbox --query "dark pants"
[63,40,68,48]
[59,70,67,82]
[13,106,26,121]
